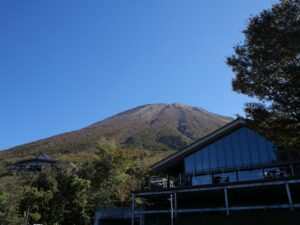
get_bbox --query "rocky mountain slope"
[0,103,232,164]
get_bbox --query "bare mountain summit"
[0,103,232,164]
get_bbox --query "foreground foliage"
[19,172,90,225]
[0,138,151,225]
[0,191,22,225]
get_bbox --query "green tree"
[19,172,58,225]
[0,191,22,225]
[226,0,300,151]
[20,186,54,224]
[81,138,133,210]
[56,173,90,225]
[19,171,90,225]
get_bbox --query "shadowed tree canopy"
[226,0,300,152]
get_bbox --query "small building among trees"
[7,153,58,172]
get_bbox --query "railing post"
[174,192,178,218]
[285,181,293,210]
[290,164,295,177]
[236,169,239,182]
[179,173,182,185]
[131,194,135,225]
[140,198,145,225]
[224,187,230,215]
[170,194,174,225]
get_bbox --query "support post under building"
[174,192,178,218]
[131,194,135,225]
[170,194,174,225]
[285,182,293,210]
[224,187,229,215]
[140,198,145,225]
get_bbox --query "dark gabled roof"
[37,152,53,160]
[14,152,58,165]
[152,118,246,171]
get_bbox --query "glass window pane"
[184,154,195,173]
[210,143,218,170]
[217,139,226,168]
[238,169,264,181]
[202,146,210,170]
[257,134,269,162]
[247,128,260,164]
[185,127,281,174]
[226,172,238,183]
[239,128,252,165]
[231,131,243,166]
[192,175,211,185]
[224,136,234,167]
[195,151,203,171]
[213,172,237,184]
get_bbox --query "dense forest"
[0,138,154,225]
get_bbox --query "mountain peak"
[1,103,233,164]
[171,102,189,107]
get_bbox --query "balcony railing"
[141,162,300,192]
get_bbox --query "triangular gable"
[184,125,277,173]
[152,118,279,172]
[37,153,51,160]
[152,119,245,171]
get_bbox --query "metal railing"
[142,162,300,191]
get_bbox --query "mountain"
[0,103,232,165]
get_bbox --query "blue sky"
[0,0,277,150]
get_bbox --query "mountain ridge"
[0,103,233,165]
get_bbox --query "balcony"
[141,161,300,192]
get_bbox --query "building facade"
[132,119,300,225]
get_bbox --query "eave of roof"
[13,153,58,165]
[151,118,246,171]
[14,158,58,165]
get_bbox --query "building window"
[184,127,280,174]
[192,175,211,185]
